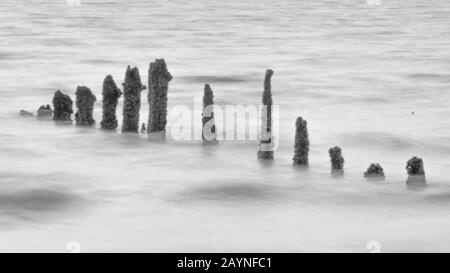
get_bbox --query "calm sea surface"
[1,0,450,252]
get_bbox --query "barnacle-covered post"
[257,69,274,159]
[122,66,146,133]
[52,90,73,123]
[147,59,172,140]
[364,163,385,180]
[202,84,218,144]
[100,75,122,130]
[75,86,96,126]
[406,156,426,186]
[329,146,344,175]
[292,117,309,166]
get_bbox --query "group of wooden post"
[30,59,426,186]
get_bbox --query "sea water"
[1,0,450,252]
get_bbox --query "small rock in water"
[364,163,385,180]
[37,104,52,120]
[52,90,73,123]
[406,156,426,186]
[19,110,33,117]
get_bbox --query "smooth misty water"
[1,0,450,252]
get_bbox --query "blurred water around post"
[1,0,450,252]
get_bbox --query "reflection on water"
[1,0,450,252]
[0,189,82,217]
[173,181,284,203]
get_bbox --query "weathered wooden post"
[100,75,122,130]
[364,163,385,180]
[52,90,73,123]
[292,117,309,166]
[147,59,172,140]
[329,146,344,175]
[406,156,426,186]
[202,84,218,144]
[258,69,274,159]
[75,86,96,126]
[122,66,146,133]
[37,104,52,120]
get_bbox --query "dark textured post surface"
[406,156,426,185]
[292,117,309,166]
[122,66,145,133]
[100,75,122,130]
[52,90,73,122]
[329,146,344,171]
[364,163,385,179]
[147,59,172,138]
[202,84,218,144]
[258,69,274,159]
[75,86,96,126]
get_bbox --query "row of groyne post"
[24,59,427,187]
